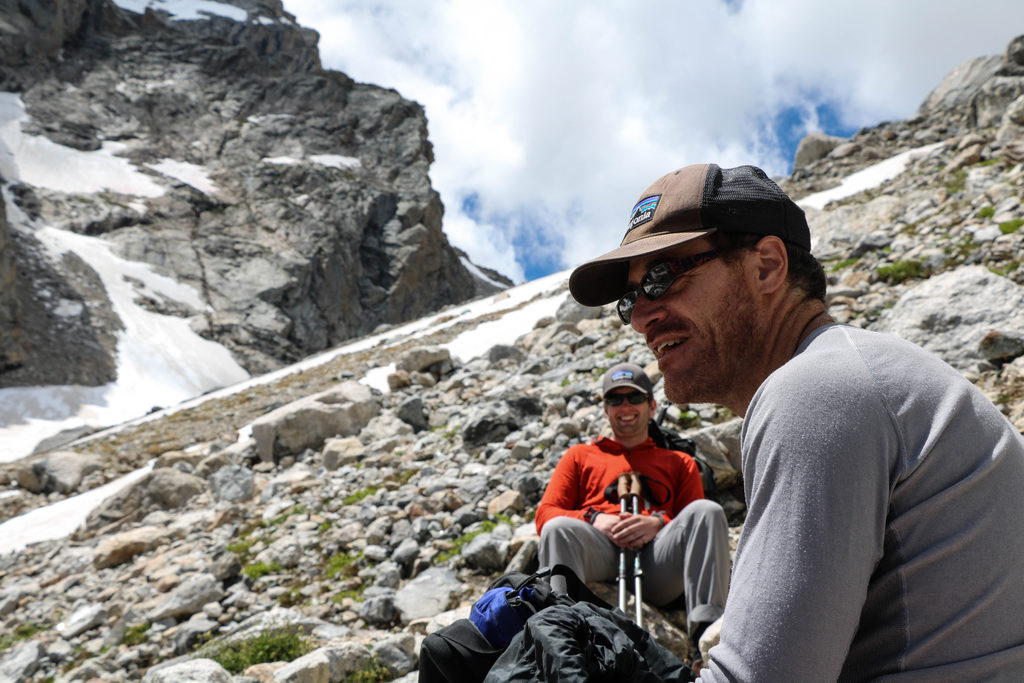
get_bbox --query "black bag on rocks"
[418,565,609,683]
[483,601,697,683]
[418,618,502,683]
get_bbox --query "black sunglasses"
[616,249,719,324]
[604,391,649,406]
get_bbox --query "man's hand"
[592,512,663,550]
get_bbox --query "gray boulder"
[873,266,1024,373]
[996,93,1024,149]
[209,464,255,502]
[394,567,462,623]
[918,54,1005,119]
[396,396,429,432]
[461,532,510,572]
[794,131,848,169]
[174,614,220,656]
[0,640,43,682]
[61,603,106,638]
[251,381,380,462]
[390,537,420,570]
[690,418,744,483]
[149,573,225,622]
[254,535,303,569]
[462,403,519,447]
[396,346,452,374]
[360,410,414,443]
[259,463,318,503]
[15,450,105,494]
[556,294,603,323]
[360,588,399,626]
[80,468,206,537]
[322,436,364,469]
[486,344,526,365]
[273,643,373,683]
[372,633,417,677]
[142,658,232,683]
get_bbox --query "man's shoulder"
[798,324,926,365]
[773,325,890,390]
[780,323,957,397]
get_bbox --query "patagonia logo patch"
[626,194,660,233]
[610,370,635,382]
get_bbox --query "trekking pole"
[628,471,644,627]
[616,473,632,614]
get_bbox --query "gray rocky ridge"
[1,7,1024,683]
[0,0,511,391]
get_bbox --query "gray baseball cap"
[602,363,653,397]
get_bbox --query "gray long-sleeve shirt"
[699,324,1024,681]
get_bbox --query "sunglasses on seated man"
[616,249,719,324]
[604,391,650,406]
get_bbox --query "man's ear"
[749,236,789,294]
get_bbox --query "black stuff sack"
[418,565,608,683]
[418,618,502,683]
[482,601,698,683]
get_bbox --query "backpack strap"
[488,565,611,610]
[547,564,612,609]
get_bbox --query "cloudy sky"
[282,1,1024,283]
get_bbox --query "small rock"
[142,658,232,683]
[148,573,225,621]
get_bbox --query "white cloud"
[443,207,525,283]
[283,0,1024,281]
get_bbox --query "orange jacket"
[535,436,704,533]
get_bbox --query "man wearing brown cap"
[535,362,730,655]
[568,163,1024,680]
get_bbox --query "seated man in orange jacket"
[536,362,730,647]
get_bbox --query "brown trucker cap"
[568,163,811,307]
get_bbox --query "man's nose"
[629,293,663,333]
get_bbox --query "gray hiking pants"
[538,499,730,634]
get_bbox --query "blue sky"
[284,1,1024,283]
[775,102,859,170]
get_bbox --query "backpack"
[483,601,698,683]
[418,565,609,683]
[647,418,719,503]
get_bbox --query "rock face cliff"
[0,0,510,388]
[0,197,26,371]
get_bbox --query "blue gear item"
[470,585,539,648]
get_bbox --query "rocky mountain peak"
[0,0,511,393]
[787,34,1024,199]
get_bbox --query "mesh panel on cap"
[700,165,811,251]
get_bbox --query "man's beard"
[661,280,761,408]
